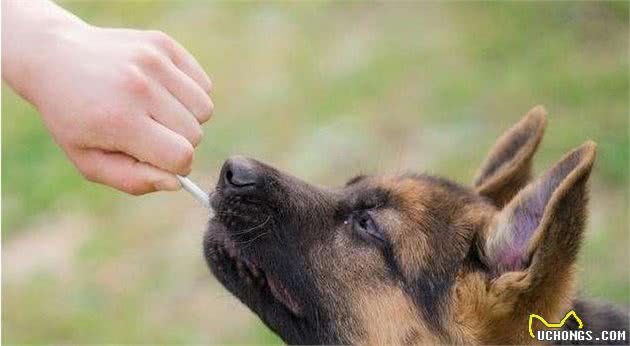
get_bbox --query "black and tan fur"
[204,106,629,345]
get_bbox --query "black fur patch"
[346,175,367,186]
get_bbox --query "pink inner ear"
[493,199,544,274]
[491,151,581,276]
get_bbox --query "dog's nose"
[220,156,259,189]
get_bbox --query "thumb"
[75,149,181,195]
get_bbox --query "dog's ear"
[479,141,596,314]
[473,106,547,207]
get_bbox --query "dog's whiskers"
[238,229,271,250]
[230,215,271,236]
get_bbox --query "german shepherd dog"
[204,106,629,344]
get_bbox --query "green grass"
[2,1,628,344]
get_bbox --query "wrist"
[2,0,89,104]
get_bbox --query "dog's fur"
[204,106,629,345]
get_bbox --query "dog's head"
[204,106,596,344]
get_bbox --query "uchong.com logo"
[529,310,627,343]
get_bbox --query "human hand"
[3,1,213,195]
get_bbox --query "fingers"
[170,41,213,93]
[148,82,204,147]
[146,31,213,93]
[75,149,180,195]
[151,58,213,124]
[118,117,195,176]
[132,41,212,125]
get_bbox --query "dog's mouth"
[208,237,303,316]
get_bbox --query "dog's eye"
[348,211,384,243]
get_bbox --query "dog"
[204,106,629,344]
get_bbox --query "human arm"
[2,0,213,194]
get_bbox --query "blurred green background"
[2,1,628,344]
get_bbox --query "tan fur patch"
[352,285,438,345]
[385,177,495,279]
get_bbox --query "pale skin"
[2,0,214,195]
